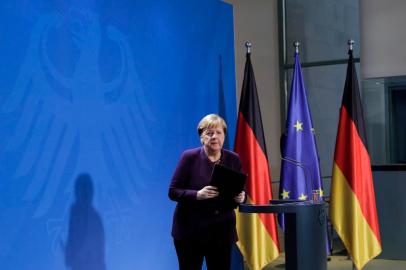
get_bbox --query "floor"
[262,229,406,270]
[266,253,406,270]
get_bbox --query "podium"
[239,200,327,270]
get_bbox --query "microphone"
[280,133,314,200]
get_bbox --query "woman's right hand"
[196,186,219,200]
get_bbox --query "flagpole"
[245,41,252,54]
[348,39,354,51]
[294,41,299,54]
[348,38,366,270]
[349,38,357,270]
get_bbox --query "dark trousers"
[174,238,233,270]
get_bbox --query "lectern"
[239,200,327,270]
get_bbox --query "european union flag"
[279,51,323,206]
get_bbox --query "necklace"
[203,147,222,164]
[210,158,221,165]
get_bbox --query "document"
[210,164,247,199]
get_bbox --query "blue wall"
[0,1,237,269]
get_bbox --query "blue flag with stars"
[279,52,323,205]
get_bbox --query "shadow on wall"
[64,173,107,270]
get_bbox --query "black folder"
[210,164,247,199]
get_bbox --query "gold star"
[281,189,290,199]
[318,188,324,197]
[294,120,303,132]
[298,193,308,200]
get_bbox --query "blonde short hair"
[197,114,227,137]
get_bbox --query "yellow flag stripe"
[236,197,279,270]
[330,163,382,269]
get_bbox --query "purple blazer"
[169,147,242,242]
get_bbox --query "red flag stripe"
[333,106,381,242]
[235,113,271,203]
[235,112,279,241]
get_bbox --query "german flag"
[329,47,382,269]
[235,52,280,270]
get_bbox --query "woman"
[169,114,245,270]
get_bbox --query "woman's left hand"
[234,191,245,204]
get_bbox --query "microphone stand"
[281,156,314,200]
